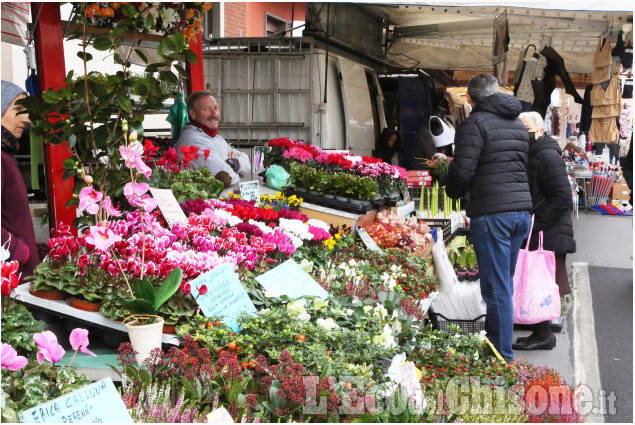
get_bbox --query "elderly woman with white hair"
[515,111,576,351]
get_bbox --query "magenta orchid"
[86,226,123,251]
[119,145,152,179]
[123,182,158,212]
[78,186,103,215]
[101,196,123,217]
[33,331,66,364]
[69,328,97,357]
[1,343,28,371]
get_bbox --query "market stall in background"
[1,1,632,423]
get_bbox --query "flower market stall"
[1,3,585,424]
[3,132,582,422]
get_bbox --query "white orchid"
[373,304,388,320]
[159,7,179,29]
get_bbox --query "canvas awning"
[363,3,633,74]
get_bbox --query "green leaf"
[122,299,156,315]
[174,64,189,78]
[138,368,151,384]
[76,51,93,61]
[132,279,156,305]
[67,133,77,149]
[154,268,182,310]
[62,158,76,170]
[42,90,62,104]
[92,37,112,51]
[144,14,154,31]
[115,93,133,113]
[157,40,167,58]
[121,3,136,17]
[123,364,139,381]
[109,28,125,39]
[184,48,198,64]
[159,70,178,84]
[144,63,161,73]
[134,49,148,64]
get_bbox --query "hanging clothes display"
[590,76,621,106]
[589,116,620,144]
[592,103,621,118]
[623,78,633,99]
[580,84,594,135]
[619,104,632,140]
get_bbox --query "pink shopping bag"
[512,215,561,324]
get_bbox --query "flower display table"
[14,284,180,346]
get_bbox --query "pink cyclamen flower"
[124,182,158,212]
[86,226,123,251]
[1,343,28,371]
[101,196,122,217]
[78,186,103,215]
[69,328,97,357]
[33,331,66,364]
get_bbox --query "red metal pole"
[185,32,205,95]
[32,3,77,235]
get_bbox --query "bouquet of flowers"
[422,153,452,175]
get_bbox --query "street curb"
[573,262,604,423]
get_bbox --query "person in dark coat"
[515,112,576,350]
[446,74,533,361]
[375,128,404,164]
[621,135,633,206]
[1,80,39,281]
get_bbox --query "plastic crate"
[420,218,451,244]
[430,312,486,335]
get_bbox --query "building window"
[265,13,287,37]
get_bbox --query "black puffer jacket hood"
[527,133,576,255]
[445,93,533,216]
[473,92,523,119]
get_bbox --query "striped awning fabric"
[1,2,30,47]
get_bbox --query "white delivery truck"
[202,37,387,159]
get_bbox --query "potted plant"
[20,2,209,229]
[123,267,183,365]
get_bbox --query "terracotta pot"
[29,284,66,301]
[163,324,177,335]
[69,296,101,312]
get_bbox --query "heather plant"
[123,380,205,423]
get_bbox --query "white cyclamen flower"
[373,324,397,349]
[316,318,339,331]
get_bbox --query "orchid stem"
[67,349,79,369]
[110,248,134,297]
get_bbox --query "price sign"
[357,228,381,251]
[149,188,188,228]
[255,259,328,300]
[239,180,260,202]
[189,263,257,332]
[21,378,133,423]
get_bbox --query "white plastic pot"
[125,317,164,366]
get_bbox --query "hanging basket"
[125,317,164,366]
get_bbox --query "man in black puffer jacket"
[446,74,533,361]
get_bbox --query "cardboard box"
[406,170,430,177]
[406,180,432,188]
[611,182,631,201]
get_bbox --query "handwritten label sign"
[239,180,260,202]
[21,377,132,423]
[357,228,381,251]
[189,263,257,332]
[149,188,188,228]
[255,259,328,300]
[398,362,427,412]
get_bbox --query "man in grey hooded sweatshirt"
[174,91,250,190]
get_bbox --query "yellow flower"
[335,233,341,241]
[324,238,336,250]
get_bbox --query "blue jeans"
[471,211,531,360]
